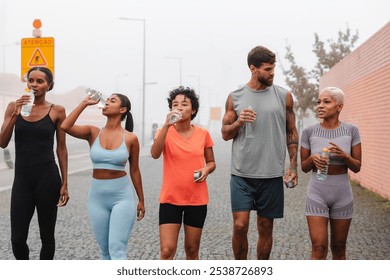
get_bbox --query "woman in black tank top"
[0,67,69,260]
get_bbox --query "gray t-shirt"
[230,84,288,178]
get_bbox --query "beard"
[258,76,273,87]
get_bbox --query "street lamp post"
[119,17,146,147]
[2,42,20,73]
[1,41,20,169]
[165,56,182,85]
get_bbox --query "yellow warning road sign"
[28,49,48,66]
[21,37,54,82]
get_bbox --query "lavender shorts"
[306,173,353,219]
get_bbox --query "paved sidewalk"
[0,138,389,260]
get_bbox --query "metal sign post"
[20,19,54,81]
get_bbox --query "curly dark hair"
[167,86,199,120]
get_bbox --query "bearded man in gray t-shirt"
[221,45,299,260]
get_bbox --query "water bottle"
[317,148,329,180]
[86,88,106,108]
[245,105,254,138]
[21,89,35,116]
[169,111,182,124]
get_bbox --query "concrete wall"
[320,22,390,200]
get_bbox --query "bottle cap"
[322,148,329,152]
[25,88,30,92]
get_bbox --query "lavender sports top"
[300,122,361,166]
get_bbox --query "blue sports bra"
[90,130,129,171]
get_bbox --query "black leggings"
[11,162,61,259]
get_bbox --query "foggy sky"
[1,0,389,128]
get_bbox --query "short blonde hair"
[320,87,345,104]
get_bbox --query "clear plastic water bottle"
[317,147,329,180]
[245,105,254,138]
[169,111,182,124]
[21,89,35,116]
[86,88,106,108]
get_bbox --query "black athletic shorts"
[159,203,207,228]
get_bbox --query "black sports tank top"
[14,105,56,167]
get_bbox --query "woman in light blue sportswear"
[61,92,145,260]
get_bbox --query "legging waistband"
[91,175,132,191]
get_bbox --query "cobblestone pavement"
[0,138,389,260]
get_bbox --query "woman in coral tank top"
[151,86,216,260]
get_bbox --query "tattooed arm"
[285,92,299,187]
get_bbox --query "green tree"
[283,25,359,130]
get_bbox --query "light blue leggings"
[88,176,137,260]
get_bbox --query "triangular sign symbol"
[28,48,47,66]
